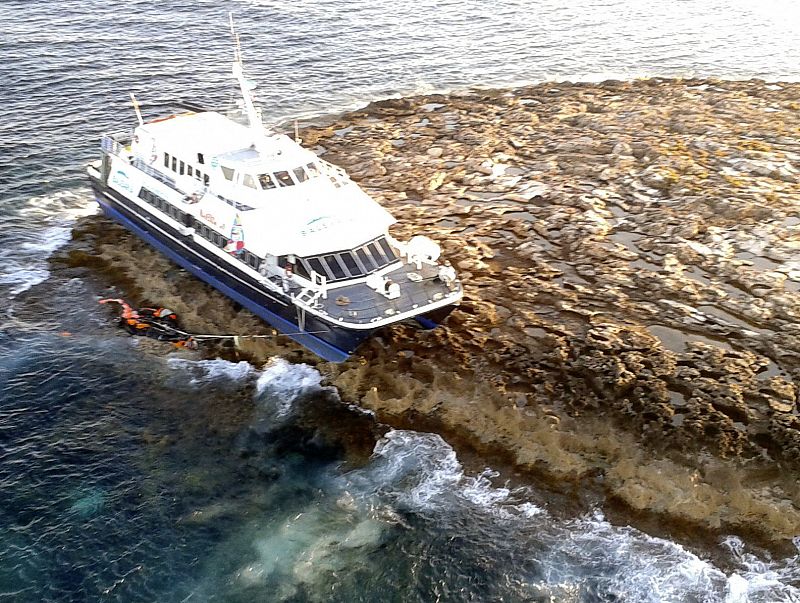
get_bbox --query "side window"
[293,166,308,183]
[305,162,320,178]
[258,174,276,189]
[187,165,193,177]
[203,174,210,186]
[179,161,185,175]
[275,171,294,187]
[164,153,169,168]
[197,153,204,164]
[221,166,235,181]
[171,157,177,172]
[242,174,257,189]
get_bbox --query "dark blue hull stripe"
[93,193,355,362]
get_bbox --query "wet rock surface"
[67,78,800,548]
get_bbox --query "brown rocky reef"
[73,78,800,547]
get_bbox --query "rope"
[126,318,330,340]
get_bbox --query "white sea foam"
[166,357,258,387]
[344,429,800,602]
[254,357,322,419]
[359,430,463,510]
[721,536,800,602]
[0,189,96,296]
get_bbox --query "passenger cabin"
[129,110,399,289]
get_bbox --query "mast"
[229,14,270,151]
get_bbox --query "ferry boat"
[86,21,462,362]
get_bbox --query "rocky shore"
[65,78,800,549]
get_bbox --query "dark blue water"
[2,1,800,600]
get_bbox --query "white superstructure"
[88,17,461,360]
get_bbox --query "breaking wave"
[166,357,258,388]
[0,189,96,297]
[337,429,800,602]
[254,357,322,419]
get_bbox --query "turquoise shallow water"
[2,0,800,600]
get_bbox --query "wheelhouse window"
[340,252,360,275]
[275,171,294,187]
[323,255,346,280]
[305,162,320,178]
[377,237,397,260]
[293,166,309,183]
[259,173,276,189]
[306,257,325,277]
[221,166,235,181]
[242,174,257,189]
[299,236,399,283]
[355,247,376,271]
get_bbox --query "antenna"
[129,92,144,126]
[227,14,269,145]
[294,120,302,144]
[229,12,242,64]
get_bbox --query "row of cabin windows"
[164,153,210,186]
[139,187,262,272]
[220,162,323,190]
[139,187,192,227]
[299,237,397,283]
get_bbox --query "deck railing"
[100,132,176,189]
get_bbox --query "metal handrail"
[101,133,177,189]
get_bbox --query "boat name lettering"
[300,216,336,237]
[200,210,218,225]
[111,169,132,192]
